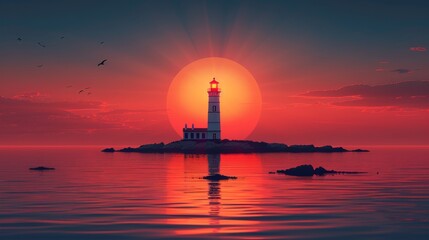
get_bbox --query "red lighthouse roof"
[210,77,218,84]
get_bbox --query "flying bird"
[97,59,107,66]
[85,87,91,90]
[100,41,104,44]
[60,36,65,39]
[78,90,85,94]
[37,64,43,68]
[37,42,46,48]
[17,37,22,41]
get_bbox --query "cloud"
[1,95,104,112]
[410,47,427,52]
[12,91,48,100]
[375,68,418,74]
[301,81,429,109]
[391,68,414,74]
[0,95,173,145]
[97,108,166,116]
[0,96,117,135]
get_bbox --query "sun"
[167,57,262,139]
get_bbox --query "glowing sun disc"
[167,57,262,139]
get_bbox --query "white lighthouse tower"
[182,77,221,141]
[207,78,221,140]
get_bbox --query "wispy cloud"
[391,68,414,74]
[12,91,48,100]
[0,95,169,145]
[0,96,116,135]
[410,47,427,52]
[301,81,429,109]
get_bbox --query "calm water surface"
[0,146,428,239]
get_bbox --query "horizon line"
[1,144,429,148]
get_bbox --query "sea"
[0,146,428,239]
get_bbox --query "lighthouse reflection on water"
[184,154,222,229]
[207,154,221,228]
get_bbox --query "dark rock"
[202,174,237,181]
[277,164,314,176]
[351,149,370,152]
[314,166,336,176]
[101,148,115,152]
[29,166,55,171]
[277,164,366,177]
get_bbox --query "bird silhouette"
[37,42,46,48]
[78,90,85,94]
[100,41,104,44]
[97,59,107,66]
[60,36,65,39]
[37,64,43,68]
[17,37,22,41]
[85,87,91,90]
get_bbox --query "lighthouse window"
[202,133,205,139]
[212,106,216,112]
[196,133,200,139]
[190,133,194,139]
[184,133,188,139]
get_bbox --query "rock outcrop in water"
[202,174,237,181]
[350,149,369,152]
[29,166,55,171]
[101,148,115,152]
[276,164,366,176]
[102,139,368,154]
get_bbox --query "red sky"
[1,1,428,146]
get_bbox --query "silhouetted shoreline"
[102,139,369,154]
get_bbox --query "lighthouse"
[182,78,221,140]
[207,78,221,140]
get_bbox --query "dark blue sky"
[2,1,429,84]
[2,0,429,58]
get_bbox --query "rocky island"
[202,174,237,181]
[102,139,368,154]
[276,164,367,176]
[29,166,55,171]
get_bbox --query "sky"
[0,0,428,146]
